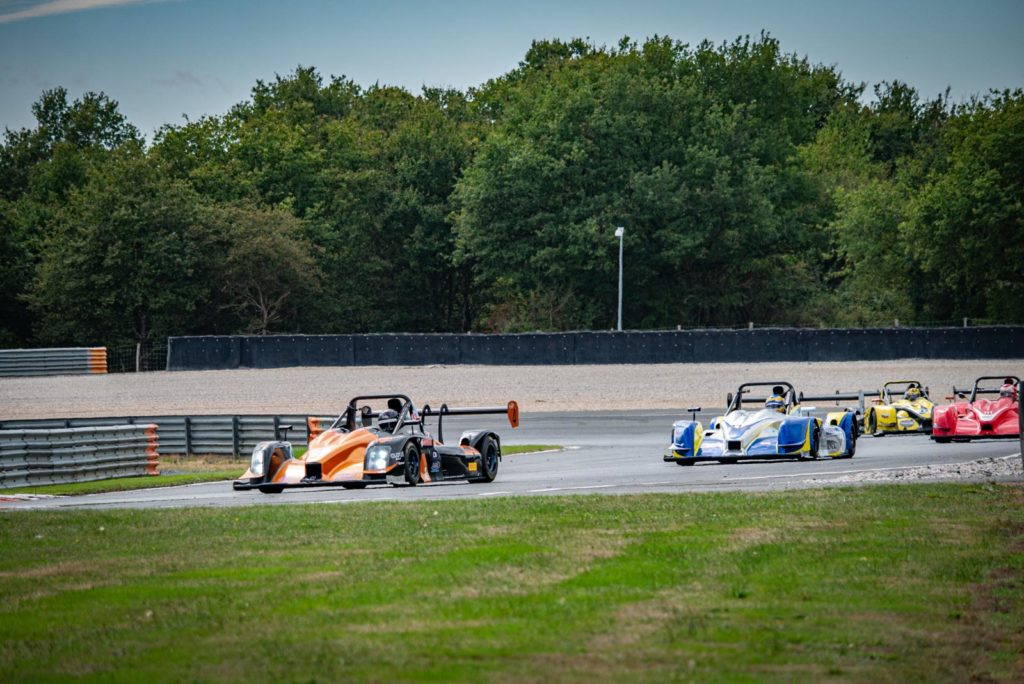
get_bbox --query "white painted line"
[478,491,509,496]
[528,481,614,491]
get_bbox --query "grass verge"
[1,447,561,496]
[1,483,1022,682]
[504,443,561,455]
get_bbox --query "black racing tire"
[475,436,500,483]
[933,437,952,444]
[808,424,821,459]
[341,482,367,490]
[676,460,695,466]
[403,443,421,486]
[258,484,284,494]
[865,410,877,436]
[718,458,738,465]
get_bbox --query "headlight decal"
[365,445,392,471]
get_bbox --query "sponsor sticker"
[467,462,478,472]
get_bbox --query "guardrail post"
[273,415,281,440]
[232,416,240,458]
[184,416,193,457]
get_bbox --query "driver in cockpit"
[903,384,923,402]
[764,394,786,413]
[377,409,398,433]
[999,380,1018,402]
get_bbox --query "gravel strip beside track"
[1,358,1021,419]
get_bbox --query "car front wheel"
[475,436,500,483]
[403,443,421,486]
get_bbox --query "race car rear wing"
[798,390,876,415]
[421,401,520,443]
[327,394,519,435]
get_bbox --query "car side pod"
[665,420,703,463]
[777,417,814,455]
[826,410,858,453]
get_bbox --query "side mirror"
[687,407,701,421]
[726,392,733,409]
[360,405,373,427]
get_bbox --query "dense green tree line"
[1,35,1022,347]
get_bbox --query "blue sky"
[1,0,1022,139]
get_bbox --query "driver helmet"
[377,409,398,433]
[999,383,1017,400]
[904,385,922,401]
[764,395,786,413]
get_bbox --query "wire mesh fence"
[105,344,167,373]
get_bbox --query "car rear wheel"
[676,460,695,466]
[475,436,499,483]
[341,482,367,490]
[866,410,877,436]
[403,443,421,486]
[933,437,951,444]
[258,484,284,494]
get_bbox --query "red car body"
[931,375,1020,442]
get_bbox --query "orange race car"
[233,393,519,494]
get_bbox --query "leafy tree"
[455,35,845,330]
[27,146,217,345]
[211,203,320,333]
[907,90,1024,321]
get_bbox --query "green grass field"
[2,445,561,496]
[1,484,1022,682]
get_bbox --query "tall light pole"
[614,226,624,331]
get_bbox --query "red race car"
[931,375,1020,443]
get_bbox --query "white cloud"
[0,0,169,25]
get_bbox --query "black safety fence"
[167,326,1024,370]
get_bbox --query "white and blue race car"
[665,381,858,466]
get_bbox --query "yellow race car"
[862,381,934,435]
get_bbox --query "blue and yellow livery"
[665,381,858,466]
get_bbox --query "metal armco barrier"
[0,415,334,459]
[0,347,107,377]
[0,424,157,489]
[167,326,1024,370]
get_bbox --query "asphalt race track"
[3,410,1020,511]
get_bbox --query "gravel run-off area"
[803,455,1023,485]
[1,358,1021,419]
